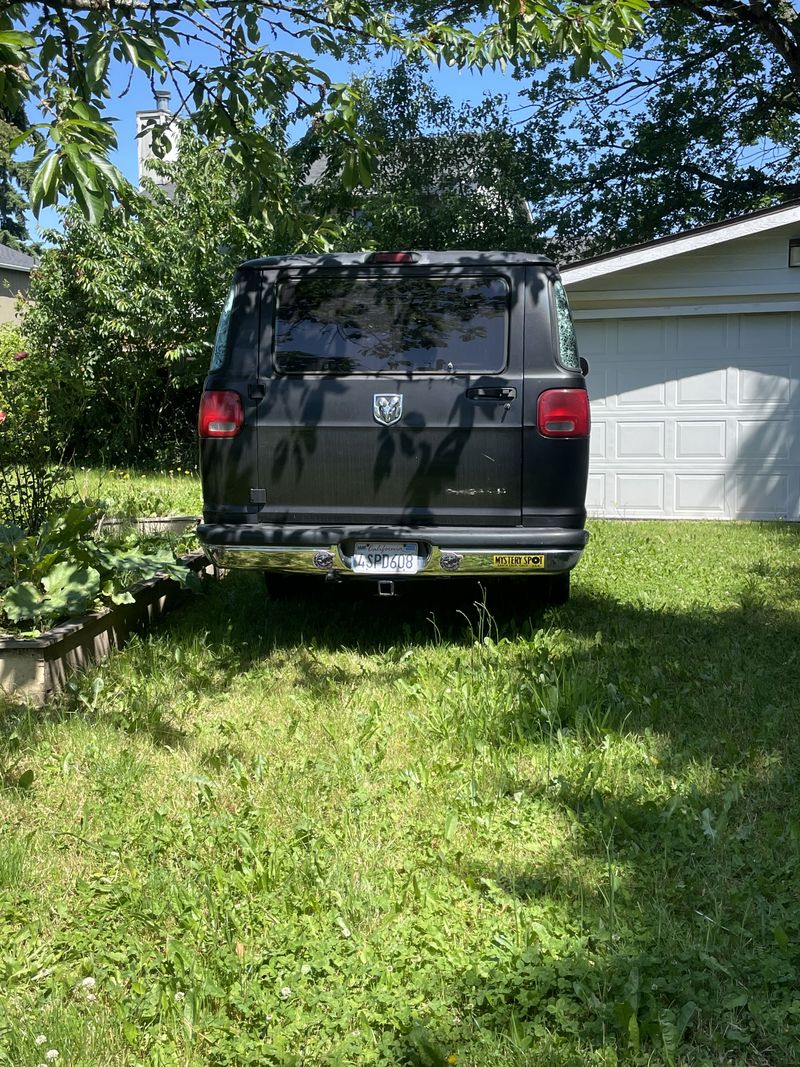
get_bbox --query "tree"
[309,63,543,251]
[0,0,647,221]
[21,129,333,464]
[0,103,30,249]
[518,0,800,257]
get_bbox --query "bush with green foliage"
[22,133,341,466]
[0,502,200,633]
[0,323,69,532]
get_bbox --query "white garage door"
[576,312,800,520]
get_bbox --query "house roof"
[560,198,800,285]
[0,243,36,273]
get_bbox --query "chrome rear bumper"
[203,543,584,577]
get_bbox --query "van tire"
[263,573,309,600]
[540,572,570,607]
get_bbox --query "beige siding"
[567,223,800,312]
[0,268,29,323]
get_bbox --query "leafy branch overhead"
[1,0,647,218]
[515,0,800,255]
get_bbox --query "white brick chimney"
[135,90,181,186]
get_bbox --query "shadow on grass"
[4,559,798,748]
[2,560,800,1062]
[187,564,797,1064]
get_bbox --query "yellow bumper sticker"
[493,554,545,568]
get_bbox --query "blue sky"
[28,34,529,241]
[118,62,521,182]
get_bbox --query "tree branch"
[653,0,800,82]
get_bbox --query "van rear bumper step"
[198,524,588,577]
[197,523,588,549]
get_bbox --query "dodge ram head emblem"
[373,394,403,426]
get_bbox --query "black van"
[197,251,590,603]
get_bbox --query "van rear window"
[274,275,508,374]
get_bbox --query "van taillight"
[198,390,243,438]
[537,389,590,437]
[367,251,418,264]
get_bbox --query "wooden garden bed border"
[0,551,213,706]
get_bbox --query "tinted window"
[209,284,235,371]
[553,279,580,370]
[274,275,508,374]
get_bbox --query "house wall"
[0,268,29,324]
[566,222,800,316]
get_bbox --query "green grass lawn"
[1,520,799,1066]
[69,466,203,518]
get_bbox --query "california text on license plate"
[493,554,546,568]
[352,542,419,575]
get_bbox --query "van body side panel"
[199,270,261,517]
[520,267,589,528]
[252,266,525,528]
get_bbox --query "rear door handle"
[467,386,517,402]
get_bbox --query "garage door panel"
[615,473,664,511]
[736,474,790,517]
[577,310,799,520]
[676,367,727,405]
[619,317,666,355]
[676,315,729,352]
[579,320,610,356]
[675,474,726,513]
[615,366,666,406]
[587,367,609,407]
[737,365,792,404]
[676,421,726,458]
[739,313,792,351]
[590,422,607,458]
[586,473,606,510]
[616,421,665,458]
[736,419,792,459]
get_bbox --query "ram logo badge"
[373,394,403,426]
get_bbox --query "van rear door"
[253,266,524,527]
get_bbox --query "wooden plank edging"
[0,551,213,706]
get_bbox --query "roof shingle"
[0,243,36,272]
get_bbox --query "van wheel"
[263,573,296,600]
[539,572,570,607]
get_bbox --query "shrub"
[0,323,69,532]
[22,132,341,466]
[0,502,200,632]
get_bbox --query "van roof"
[239,251,556,270]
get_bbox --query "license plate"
[352,542,419,575]
[493,553,546,568]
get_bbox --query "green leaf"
[16,768,34,790]
[87,45,110,86]
[0,30,36,50]
[701,808,717,840]
[3,582,46,623]
[42,562,101,617]
[627,1009,640,1052]
[110,589,136,605]
[88,153,127,194]
[39,33,58,67]
[7,128,32,152]
[29,152,61,215]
